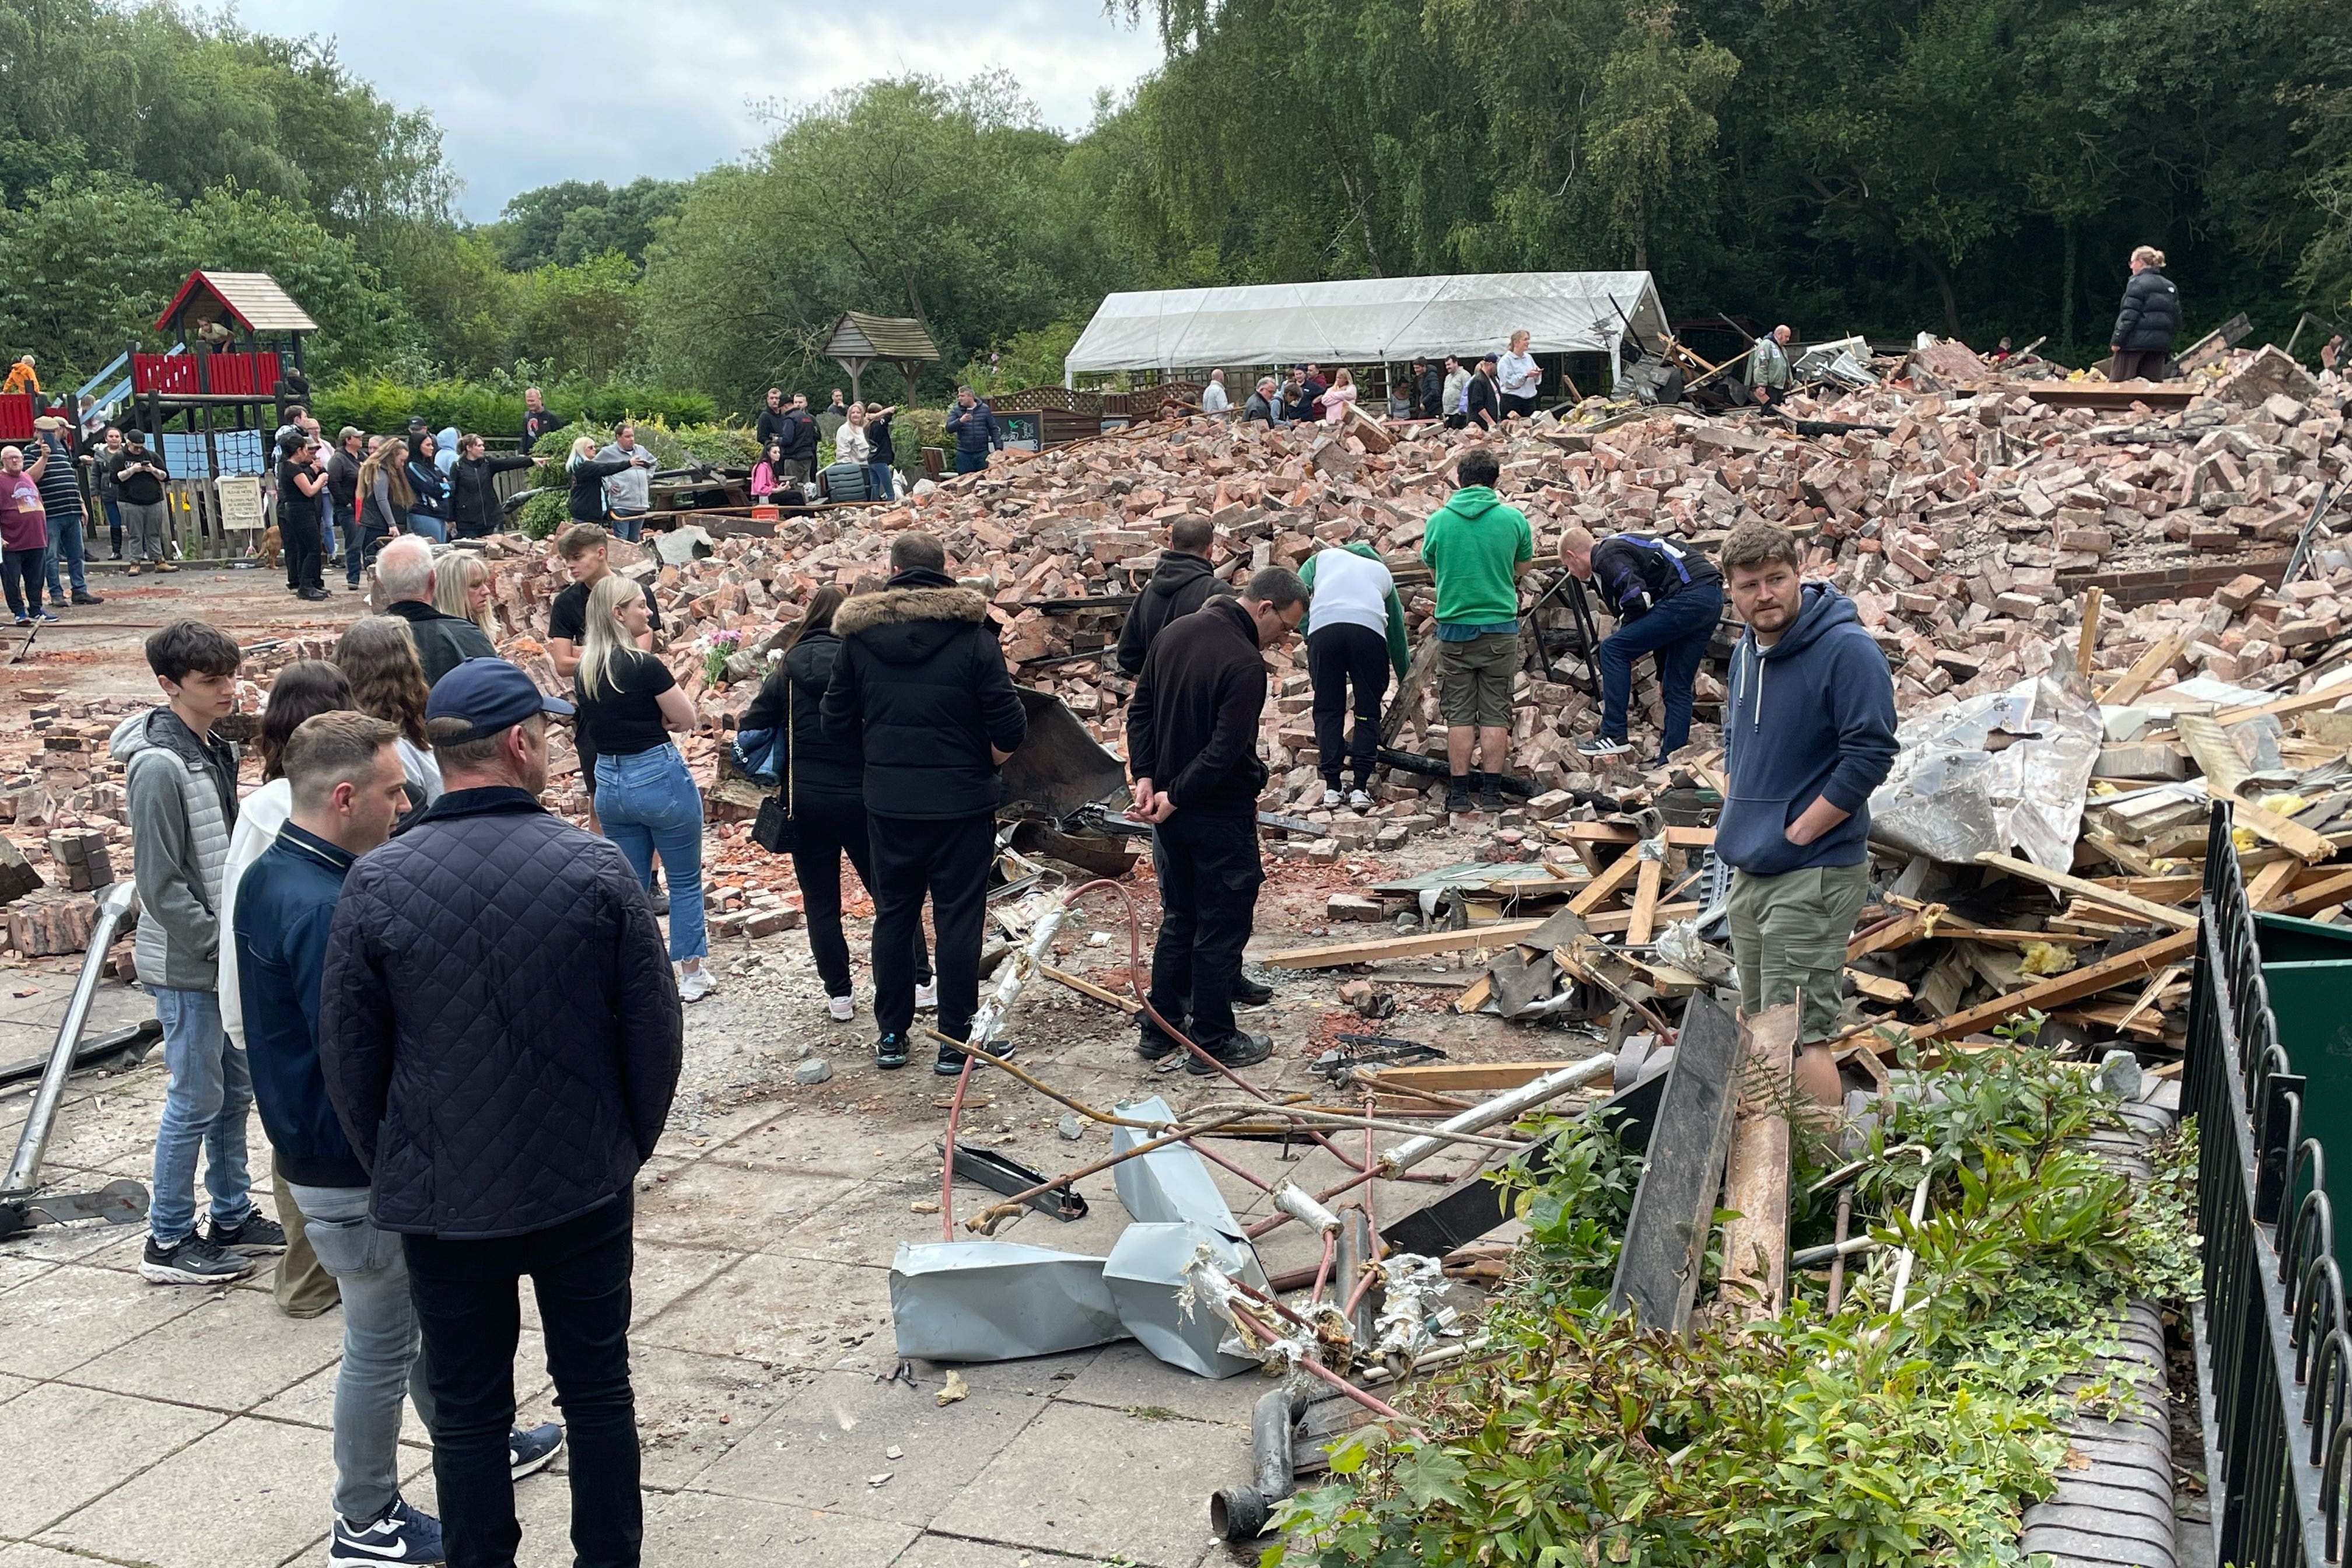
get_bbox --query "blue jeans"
[596,747,706,961]
[286,1181,438,1524]
[102,498,123,558]
[1596,582,1725,758]
[43,508,86,596]
[347,519,384,585]
[148,986,254,1244]
[404,512,446,544]
[953,450,986,474]
[866,462,895,500]
[608,509,645,542]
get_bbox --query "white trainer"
[678,966,715,1003]
[915,979,939,1012]
[828,995,856,1022]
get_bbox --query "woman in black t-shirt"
[575,573,713,1001]
[275,431,328,600]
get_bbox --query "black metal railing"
[2190,801,2350,1564]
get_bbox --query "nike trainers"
[330,1494,445,1565]
[206,1210,288,1254]
[140,1233,255,1284]
[510,1422,564,1480]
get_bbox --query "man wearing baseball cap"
[320,658,682,1567]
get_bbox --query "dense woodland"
[1,0,2347,415]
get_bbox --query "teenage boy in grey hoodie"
[1715,521,1898,1095]
[113,620,286,1283]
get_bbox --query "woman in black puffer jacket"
[742,584,932,1022]
[2110,246,2182,383]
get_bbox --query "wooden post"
[1721,1003,1797,1320]
[2075,586,2102,679]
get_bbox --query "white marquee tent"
[1062,271,1672,388]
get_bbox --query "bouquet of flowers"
[699,628,744,687]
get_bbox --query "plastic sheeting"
[1868,676,2104,872]
[1062,273,1671,379]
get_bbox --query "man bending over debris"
[1127,566,1309,1073]
[1116,512,1233,675]
[1717,521,1897,1088]
[1558,525,1724,766]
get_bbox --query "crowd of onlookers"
[1207,331,1549,432]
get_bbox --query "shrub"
[313,374,718,442]
[891,408,950,474]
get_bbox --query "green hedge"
[313,374,720,442]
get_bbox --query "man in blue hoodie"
[1715,521,1898,1064]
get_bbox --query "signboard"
[215,474,266,532]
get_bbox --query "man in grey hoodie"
[1714,522,1898,1094]
[594,422,656,541]
[114,620,286,1283]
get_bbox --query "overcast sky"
[231,0,1166,221]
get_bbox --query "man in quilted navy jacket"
[321,658,682,1568]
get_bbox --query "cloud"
[233,0,1164,219]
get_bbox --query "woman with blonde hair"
[575,572,713,1000]
[2109,245,2181,383]
[349,438,411,591]
[565,434,634,526]
[334,615,441,807]
[1317,368,1359,426]
[432,550,498,642]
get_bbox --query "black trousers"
[404,1194,639,1568]
[790,793,930,999]
[1307,623,1389,789]
[1149,809,1264,1044]
[869,811,994,1043]
[282,506,323,592]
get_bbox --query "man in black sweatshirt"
[1125,566,1307,1071]
[824,531,1028,1074]
[1116,513,1234,675]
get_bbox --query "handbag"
[750,681,797,854]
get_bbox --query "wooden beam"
[1973,852,2197,931]
[1262,919,1546,969]
[1721,1004,1797,1321]
[1906,929,2198,1044]
[1847,970,1914,1004]
[1041,964,1140,1014]
[1568,851,1644,916]
[1381,633,1440,744]
[1847,911,1924,961]
[2246,860,2301,911]
[2231,797,2337,863]
[2216,687,2350,726]
[2098,634,2185,705]
[1550,822,1718,848]
[2075,586,2104,678]
[1626,856,1665,946]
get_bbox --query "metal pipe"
[1887,1145,1936,1317]
[1378,1055,1615,1175]
[1211,1387,1300,1541]
[3,882,136,1198]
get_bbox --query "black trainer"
[71,591,102,606]
[935,1041,970,1076]
[875,1032,910,1070]
[206,1210,287,1254]
[1185,1032,1273,1074]
[1445,776,1472,813]
[1232,973,1274,1007]
[1138,1014,1188,1060]
[141,1233,255,1284]
[1478,773,1505,812]
[509,1422,564,1479]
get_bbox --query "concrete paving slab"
[690,1363,1056,1527]
[639,1488,919,1564]
[0,1205,147,1267]
[63,1276,344,1410]
[928,1399,1250,1567]
[0,1541,113,1566]
[517,1238,745,1333]
[706,1107,937,1182]
[0,1253,57,1294]
[570,1345,814,1490]
[37,1413,340,1568]
[0,1381,223,1536]
[0,1370,31,1406]
[887,1534,1070,1568]
[1053,1340,1265,1427]
[0,1259,205,1379]
[634,1159,860,1251]
[774,1170,946,1265]
[632,1252,894,1367]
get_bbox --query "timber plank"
[1973,852,2197,931]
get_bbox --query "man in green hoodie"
[1418,447,1534,811]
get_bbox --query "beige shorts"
[1436,632,1518,727]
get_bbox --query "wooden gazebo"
[823,312,939,403]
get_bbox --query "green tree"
[495,178,685,270]
[511,252,643,381]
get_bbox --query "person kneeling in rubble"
[1716,520,1896,1098]
[1558,525,1724,768]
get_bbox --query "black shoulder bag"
[751,680,797,854]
